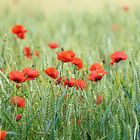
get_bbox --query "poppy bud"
[16,114,22,121]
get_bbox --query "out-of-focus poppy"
[24,47,32,59]
[0,69,4,72]
[22,68,39,81]
[44,67,59,79]
[64,78,76,87]
[11,96,26,108]
[34,50,40,57]
[112,24,121,32]
[9,71,26,83]
[16,114,22,121]
[71,57,83,70]
[11,25,27,39]
[57,50,75,63]
[75,79,86,90]
[88,69,107,82]
[66,50,75,58]
[16,83,20,89]
[0,130,7,140]
[89,63,103,71]
[48,42,59,49]
[123,5,129,12]
[55,77,63,85]
[110,51,128,65]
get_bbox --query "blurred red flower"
[0,130,7,140]
[57,50,75,63]
[71,57,83,70]
[0,69,4,72]
[16,114,22,121]
[123,5,129,12]
[24,47,32,59]
[11,25,27,39]
[48,42,59,49]
[88,69,107,82]
[64,78,76,87]
[75,79,86,90]
[44,67,59,79]
[112,24,121,32]
[9,71,26,83]
[34,50,40,57]
[22,68,39,81]
[16,83,20,89]
[55,77,63,85]
[89,63,103,71]
[11,96,26,108]
[96,95,103,105]
[66,50,75,58]
[110,51,128,65]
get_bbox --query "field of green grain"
[0,1,140,140]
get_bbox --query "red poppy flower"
[0,130,7,140]
[75,79,86,90]
[34,50,40,57]
[22,68,39,81]
[88,69,107,82]
[96,95,103,105]
[16,83,20,89]
[89,63,103,71]
[71,57,83,70]
[11,25,27,39]
[0,69,4,72]
[64,78,76,87]
[24,47,32,59]
[48,42,59,49]
[16,114,22,121]
[11,96,26,108]
[44,67,59,79]
[57,50,75,63]
[112,24,121,32]
[123,5,129,12]
[110,51,128,65]
[9,71,26,83]
[66,50,75,58]
[55,77,63,85]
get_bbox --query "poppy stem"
[60,62,64,77]
[73,66,76,78]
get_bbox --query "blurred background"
[0,0,140,14]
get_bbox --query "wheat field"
[0,0,140,140]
